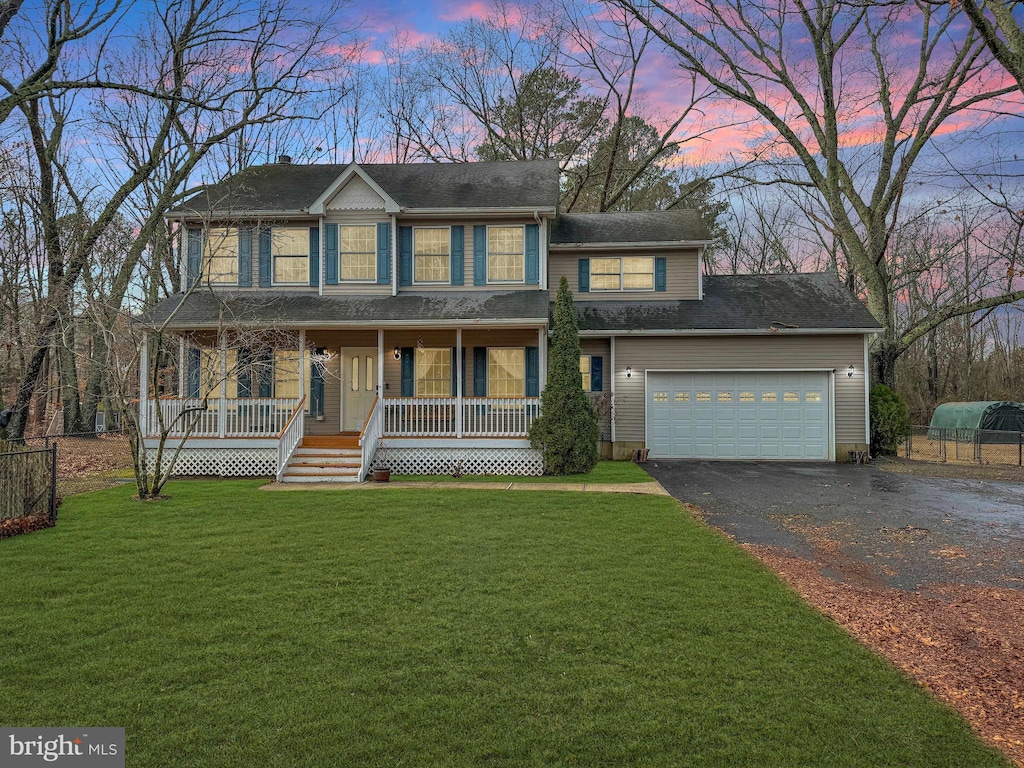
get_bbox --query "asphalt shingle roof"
[572,273,881,331]
[550,211,710,245]
[142,290,551,328]
[169,160,561,214]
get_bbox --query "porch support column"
[537,327,546,393]
[609,335,616,444]
[298,330,306,406]
[218,333,227,438]
[456,328,463,438]
[139,331,149,437]
[178,335,186,397]
[377,328,384,397]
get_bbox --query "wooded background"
[1,0,1022,438]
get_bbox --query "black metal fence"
[904,426,1024,467]
[16,431,135,497]
[0,443,57,536]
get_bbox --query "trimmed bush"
[870,384,911,455]
[529,277,599,474]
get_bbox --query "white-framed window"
[204,227,239,284]
[487,225,524,283]
[271,228,308,285]
[340,225,376,282]
[488,348,525,397]
[415,348,451,396]
[579,355,592,391]
[590,256,655,291]
[413,227,450,283]
[274,349,301,398]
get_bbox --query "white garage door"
[646,371,831,460]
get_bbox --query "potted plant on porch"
[372,437,391,482]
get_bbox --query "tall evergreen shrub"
[529,277,599,474]
[869,384,911,455]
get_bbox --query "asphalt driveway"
[645,461,1024,590]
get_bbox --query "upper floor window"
[488,348,524,397]
[416,348,451,396]
[272,228,308,285]
[414,227,450,283]
[204,228,239,284]
[590,256,655,291]
[488,226,524,283]
[341,226,376,281]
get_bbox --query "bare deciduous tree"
[616,0,1024,385]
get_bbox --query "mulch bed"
[746,544,1024,766]
[0,511,55,540]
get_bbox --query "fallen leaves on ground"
[746,544,1024,767]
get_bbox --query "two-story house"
[141,158,880,481]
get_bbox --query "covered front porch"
[139,325,547,481]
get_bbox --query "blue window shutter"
[399,227,413,286]
[400,348,414,396]
[186,348,201,398]
[451,348,458,394]
[258,228,272,287]
[525,224,539,285]
[376,222,391,284]
[237,229,252,287]
[258,349,273,398]
[655,257,667,292]
[473,225,486,286]
[324,224,338,285]
[308,227,320,287]
[237,348,252,397]
[578,258,590,292]
[186,228,202,288]
[473,347,487,396]
[590,356,603,392]
[310,360,325,416]
[525,346,539,397]
[450,226,464,286]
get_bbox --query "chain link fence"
[16,432,136,497]
[904,426,1024,467]
[0,441,57,538]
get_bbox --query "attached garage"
[646,371,832,460]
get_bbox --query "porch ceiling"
[141,290,550,330]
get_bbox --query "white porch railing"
[462,397,540,436]
[276,397,306,481]
[358,396,383,482]
[146,397,301,438]
[383,397,457,436]
[381,396,540,437]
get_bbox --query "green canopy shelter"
[928,401,1024,443]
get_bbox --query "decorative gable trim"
[308,162,401,215]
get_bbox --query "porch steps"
[281,445,362,483]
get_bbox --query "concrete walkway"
[262,480,669,496]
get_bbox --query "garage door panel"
[647,371,830,460]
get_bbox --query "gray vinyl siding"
[611,334,868,446]
[322,210,392,296]
[548,248,701,300]
[397,217,545,293]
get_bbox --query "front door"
[342,348,377,432]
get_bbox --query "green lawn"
[391,458,653,483]
[0,482,1006,767]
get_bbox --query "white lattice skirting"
[145,447,277,477]
[375,447,544,476]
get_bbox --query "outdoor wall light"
[626,366,632,378]
[393,346,401,360]
[847,364,855,378]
